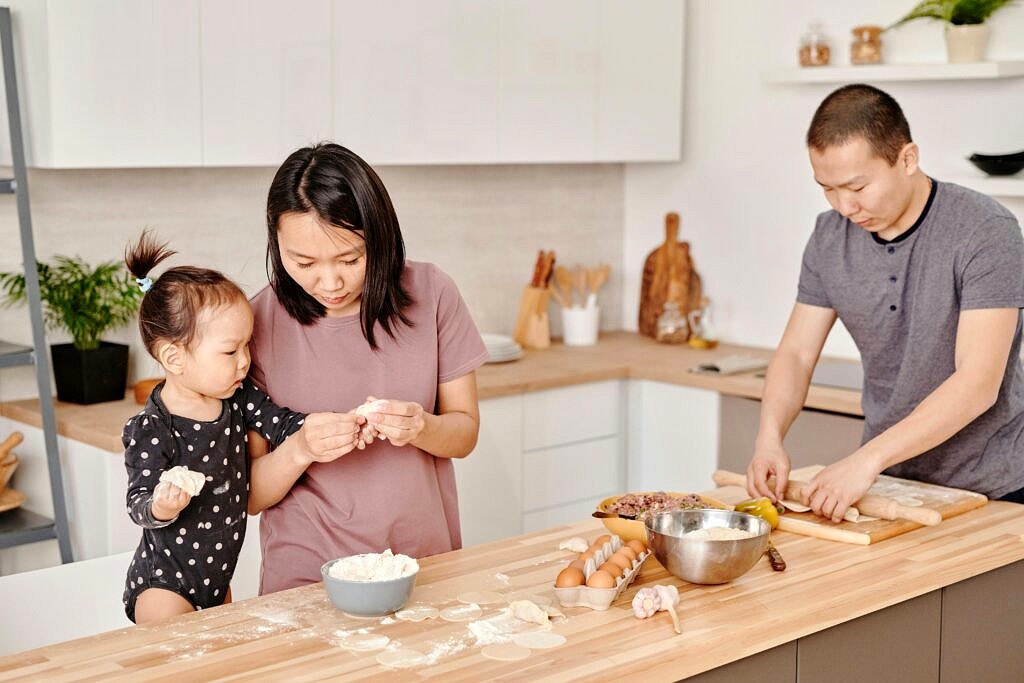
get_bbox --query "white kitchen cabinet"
[521,435,621,511]
[454,395,523,547]
[0,0,202,168]
[2,0,682,167]
[626,380,720,493]
[498,0,597,162]
[332,0,499,164]
[522,379,621,451]
[201,0,332,166]
[595,0,684,161]
[456,380,626,547]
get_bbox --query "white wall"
[623,0,1024,358]
[0,163,624,401]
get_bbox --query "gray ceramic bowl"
[645,509,770,584]
[320,558,418,616]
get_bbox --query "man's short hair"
[806,84,912,165]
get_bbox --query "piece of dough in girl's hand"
[159,466,206,496]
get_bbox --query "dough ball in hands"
[353,397,389,443]
[159,466,205,496]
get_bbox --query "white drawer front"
[523,380,621,452]
[522,498,612,533]
[522,435,621,512]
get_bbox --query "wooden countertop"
[3,486,1022,681]
[0,332,863,453]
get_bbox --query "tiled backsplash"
[0,163,624,400]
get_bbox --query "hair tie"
[136,276,153,293]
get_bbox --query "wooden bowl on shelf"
[0,432,22,492]
[133,378,164,405]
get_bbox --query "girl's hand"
[296,412,366,465]
[152,481,191,521]
[361,396,428,447]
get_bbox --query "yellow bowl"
[596,492,731,543]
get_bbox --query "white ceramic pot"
[944,23,989,63]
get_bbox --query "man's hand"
[295,412,366,465]
[152,481,191,521]
[800,452,880,523]
[747,441,792,504]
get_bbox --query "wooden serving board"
[637,212,702,338]
[774,466,988,545]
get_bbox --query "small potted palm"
[889,0,1015,63]
[0,256,141,404]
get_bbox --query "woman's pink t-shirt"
[249,261,488,594]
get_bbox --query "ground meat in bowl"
[607,492,708,521]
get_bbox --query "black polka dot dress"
[122,380,305,622]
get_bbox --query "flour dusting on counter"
[327,549,419,581]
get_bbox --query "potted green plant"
[0,256,141,404]
[889,0,1015,63]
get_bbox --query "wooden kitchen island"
[2,485,1023,682]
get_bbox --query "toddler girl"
[121,231,362,624]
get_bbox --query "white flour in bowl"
[327,549,418,581]
[683,527,756,541]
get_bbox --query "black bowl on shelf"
[967,150,1024,177]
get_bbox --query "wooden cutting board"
[638,212,702,337]
[774,466,988,545]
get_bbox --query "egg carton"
[552,534,652,611]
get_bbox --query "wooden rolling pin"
[712,469,942,526]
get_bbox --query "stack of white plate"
[481,333,523,363]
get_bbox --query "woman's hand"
[151,481,191,521]
[295,412,366,465]
[361,396,428,447]
[746,441,792,504]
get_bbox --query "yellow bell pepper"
[734,497,780,529]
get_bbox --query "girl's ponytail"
[124,230,176,295]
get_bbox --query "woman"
[246,143,488,594]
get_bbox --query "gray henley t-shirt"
[797,179,1024,498]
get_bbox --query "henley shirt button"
[889,304,897,311]
[889,276,897,282]
[887,246,895,254]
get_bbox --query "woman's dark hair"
[266,142,412,349]
[124,230,247,357]
[806,84,912,166]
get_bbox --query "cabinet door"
[454,395,523,547]
[43,0,202,167]
[596,0,683,161]
[522,380,621,452]
[332,0,499,164]
[627,381,720,492]
[498,0,598,162]
[201,0,331,166]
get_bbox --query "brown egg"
[626,539,647,555]
[598,561,623,577]
[568,558,587,571]
[580,549,595,561]
[607,553,632,572]
[586,569,617,588]
[555,567,585,588]
[593,534,612,547]
[617,546,638,561]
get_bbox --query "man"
[746,83,1024,521]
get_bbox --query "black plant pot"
[50,341,129,405]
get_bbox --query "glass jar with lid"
[799,22,832,67]
[655,301,689,344]
[851,25,883,65]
